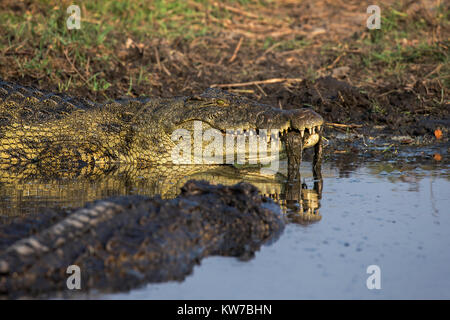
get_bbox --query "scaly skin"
[0,80,324,220]
[0,80,324,173]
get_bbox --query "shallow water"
[101,160,449,299]
[1,150,449,299]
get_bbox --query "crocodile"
[0,79,325,216]
[0,79,324,177]
[0,80,324,298]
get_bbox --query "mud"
[272,77,449,138]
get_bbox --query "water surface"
[104,160,450,299]
[1,151,449,299]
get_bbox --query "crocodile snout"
[289,108,324,136]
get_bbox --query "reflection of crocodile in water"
[0,80,324,298]
[0,163,322,220]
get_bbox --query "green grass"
[0,0,447,95]
[2,0,314,92]
[0,0,285,93]
[0,0,218,92]
[343,4,449,84]
[371,100,387,115]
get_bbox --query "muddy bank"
[267,76,449,138]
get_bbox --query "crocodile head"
[144,88,324,165]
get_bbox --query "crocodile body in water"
[0,80,324,298]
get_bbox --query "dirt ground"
[0,0,448,139]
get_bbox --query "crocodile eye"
[216,99,228,106]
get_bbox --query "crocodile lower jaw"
[303,133,320,148]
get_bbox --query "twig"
[154,46,162,71]
[325,122,363,128]
[85,56,90,78]
[255,42,283,63]
[161,64,172,76]
[425,63,443,79]
[333,150,349,154]
[329,53,346,69]
[318,52,347,73]
[211,78,303,88]
[63,49,89,85]
[214,2,259,19]
[228,89,254,94]
[255,83,267,96]
[234,29,307,40]
[229,37,243,63]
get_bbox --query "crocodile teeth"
[311,127,315,134]
[317,125,321,132]
[300,129,304,137]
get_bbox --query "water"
[104,161,450,299]
[1,151,449,299]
